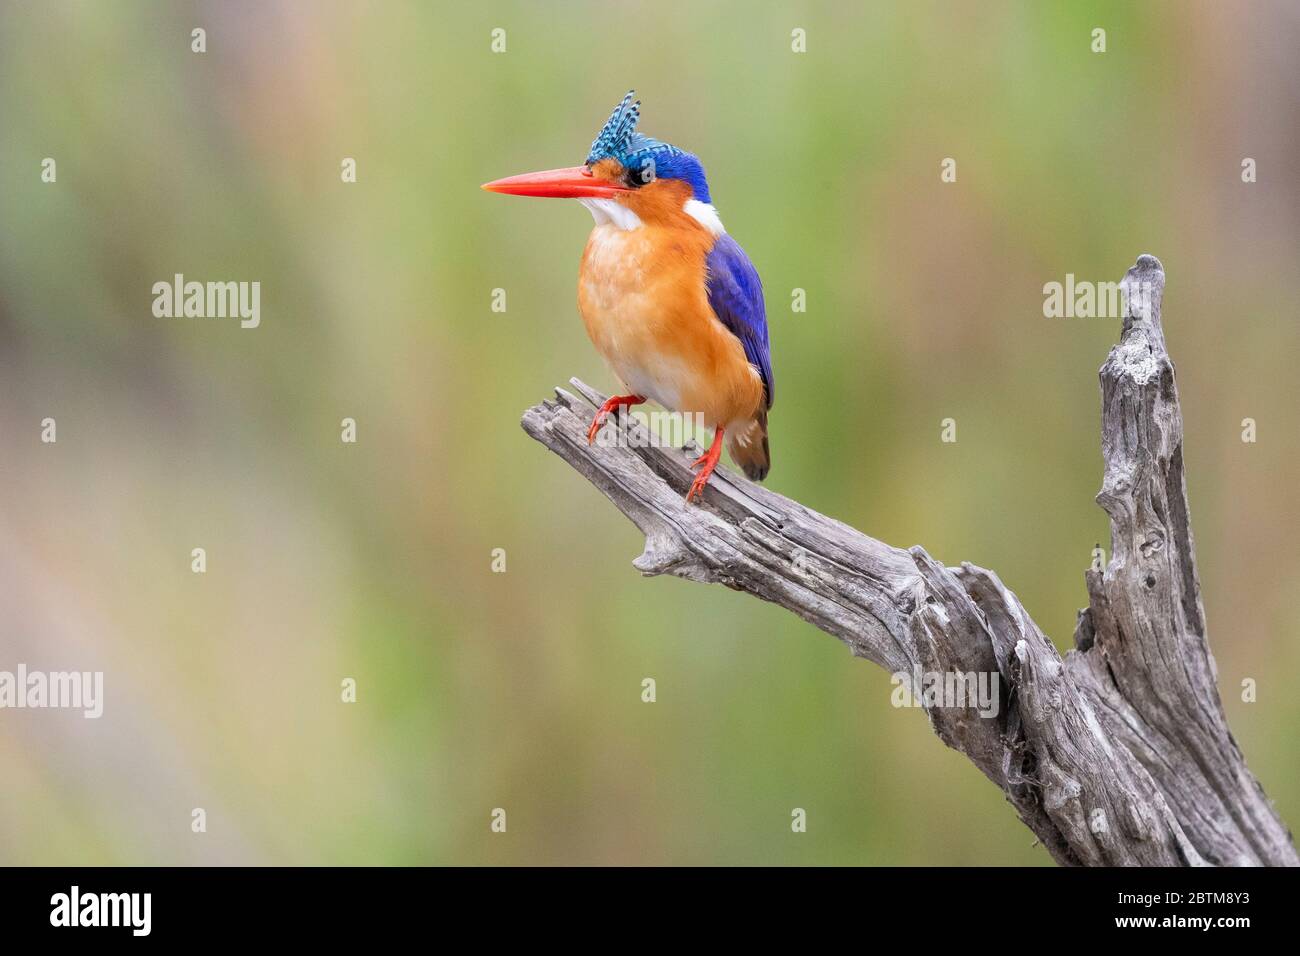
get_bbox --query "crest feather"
[587,91,641,165]
[586,90,681,178]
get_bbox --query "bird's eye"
[623,160,654,189]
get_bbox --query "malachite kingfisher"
[483,90,773,504]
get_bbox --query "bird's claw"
[685,471,712,504]
[684,425,725,505]
[587,394,645,445]
[685,452,722,503]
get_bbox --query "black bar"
[0,865,1291,941]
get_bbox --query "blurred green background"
[1,0,1296,865]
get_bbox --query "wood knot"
[1139,531,1165,558]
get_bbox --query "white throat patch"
[578,196,727,236]
[578,198,643,231]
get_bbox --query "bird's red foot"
[685,426,725,504]
[587,393,645,444]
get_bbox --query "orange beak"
[481,165,630,199]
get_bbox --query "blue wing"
[705,234,773,409]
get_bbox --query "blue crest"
[586,90,708,199]
[586,91,644,166]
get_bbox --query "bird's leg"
[686,426,726,504]
[587,393,645,444]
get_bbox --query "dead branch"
[520,254,1296,866]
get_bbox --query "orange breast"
[577,220,764,430]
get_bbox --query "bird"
[482,90,773,504]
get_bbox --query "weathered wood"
[519,254,1297,867]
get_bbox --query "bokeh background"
[1,0,1296,865]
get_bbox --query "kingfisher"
[483,91,773,503]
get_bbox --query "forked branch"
[520,255,1296,866]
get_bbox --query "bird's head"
[482,91,712,226]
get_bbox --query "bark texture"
[519,254,1296,866]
